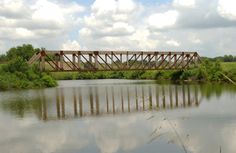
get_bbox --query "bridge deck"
[28,50,201,72]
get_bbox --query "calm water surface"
[0,80,236,153]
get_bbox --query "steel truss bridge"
[28,50,201,72]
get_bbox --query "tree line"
[202,55,236,62]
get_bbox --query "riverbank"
[0,59,235,91]
[51,61,236,84]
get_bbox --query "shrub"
[0,57,57,90]
[2,57,29,73]
[41,74,57,87]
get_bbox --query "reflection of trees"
[1,98,42,118]
[199,83,236,99]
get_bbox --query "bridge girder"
[28,50,201,72]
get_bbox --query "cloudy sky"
[0,0,236,57]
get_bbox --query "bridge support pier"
[39,51,45,71]
[60,51,64,70]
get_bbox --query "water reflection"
[36,84,202,121]
[1,82,236,120]
[1,81,236,153]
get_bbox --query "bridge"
[28,50,201,72]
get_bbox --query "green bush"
[6,44,39,61]
[2,57,29,73]
[170,70,183,81]
[0,57,57,90]
[41,74,57,87]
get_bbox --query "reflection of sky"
[1,109,236,153]
[0,81,236,153]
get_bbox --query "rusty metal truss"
[28,50,201,72]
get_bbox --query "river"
[0,80,236,153]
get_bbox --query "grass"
[221,62,236,72]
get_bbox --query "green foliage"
[0,57,57,90]
[221,62,236,72]
[124,71,144,79]
[6,44,39,61]
[224,67,236,82]
[177,60,223,82]
[222,55,235,62]
[2,57,29,73]
[41,74,57,87]
[171,71,183,81]
[203,55,236,62]
[0,54,7,63]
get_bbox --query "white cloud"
[148,10,179,29]
[130,29,159,50]
[81,0,138,38]
[173,0,196,8]
[62,2,85,14]
[166,39,180,47]
[92,0,136,16]
[1,0,236,56]
[0,0,29,19]
[15,28,35,38]
[62,40,82,50]
[0,0,86,53]
[0,0,85,39]
[218,0,236,20]
[31,0,65,25]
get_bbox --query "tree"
[223,55,234,62]
[0,54,7,63]
[6,44,39,61]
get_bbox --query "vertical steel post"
[60,51,64,70]
[40,51,45,71]
[126,52,129,68]
[105,54,108,69]
[94,51,98,69]
[77,52,81,69]
[168,52,171,69]
[72,54,76,70]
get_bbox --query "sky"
[0,0,236,57]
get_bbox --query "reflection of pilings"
[95,87,99,115]
[156,86,159,108]
[106,87,109,113]
[89,87,94,115]
[61,88,65,118]
[194,85,199,106]
[78,88,83,117]
[182,85,186,107]
[45,84,202,120]
[112,87,115,114]
[162,86,166,108]
[121,87,124,112]
[175,85,178,107]
[56,88,60,118]
[142,86,145,110]
[187,85,191,106]
[73,88,78,116]
[135,86,138,111]
[41,91,47,120]
[169,86,173,108]
[149,86,152,109]
[127,87,130,112]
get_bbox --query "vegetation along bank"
[0,44,235,90]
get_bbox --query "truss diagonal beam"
[29,50,201,72]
